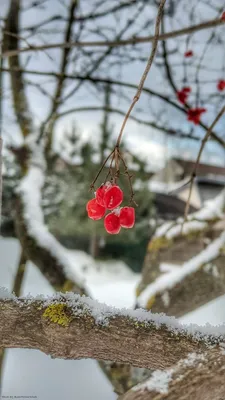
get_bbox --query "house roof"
[173,157,225,177]
[153,192,197,220]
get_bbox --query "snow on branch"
[0,289,225,370]
[155,189,225,240]
[137,230,225,309]
[18,164,87,287]
[120,351,225,400]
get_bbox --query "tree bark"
[3,0,33,138]
[0,296,223,370]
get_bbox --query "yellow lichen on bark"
[43,303,73,327]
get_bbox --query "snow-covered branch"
[120,351,225,400]
[0,290,225,370]
[137,192,225,314]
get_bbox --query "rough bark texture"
[120,351,225,400]
[0,298,222,370]
[148,254,225,317]
[137,220,225,316]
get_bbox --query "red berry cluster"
[187,107,207,125]
[86,183,135,235]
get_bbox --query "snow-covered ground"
[1,238,225,399]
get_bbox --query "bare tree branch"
[2,67,225,148]
[39,0,78,146]
[3,0,33,138]
[2,18,225,58]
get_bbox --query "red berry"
[120,207,135,228]
[221,11,225,21]
[187,108,207,125]
[176,87,191,104]
[86,198,106,220]
[104,185,123,210]
[217,79,225,92]
[183,87,191,93]
[96,184,108,206]
[184,50,193,58]
[176,90,186,104]
[104,213,121,234]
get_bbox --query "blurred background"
[0,0,225,398]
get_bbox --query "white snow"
[155,189,225,240]
[138,231,225,308]
[161,291,170,308]
[133,353,206,394]
[160,263,180,273]
[0,287,15,299]
[134,369,173,394]
[18,165,87,286]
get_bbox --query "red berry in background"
[176,87,191,104]
[86,198,106,220]
[187,107,207,125]
[184,50,193,58]
[96,184,109,206]
[104,213,121,234]
[120,207,135,229]
[221,11,225,21]
[176,90,186,104]
[104,185,123,210]
[183,87,191,93]
[217,79,225,92]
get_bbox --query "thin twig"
[90,149,114,190]
[2,17,224,58]
[116,0,166,147]
[183,105,225,224]
[90,0,166,197]
[120,153,137,206]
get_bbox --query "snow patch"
[155,189,225,240]
[133,353,206,394]
[0,287,16,299]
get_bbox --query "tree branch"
[2,67,225,148]
[3,0,33,138]
[2,18,225,58]
[39,0,78,146]
[137,191,225,315]
[0,293,224,369]
[120,351,225,400]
